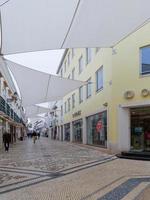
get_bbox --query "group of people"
[27,130,40,144]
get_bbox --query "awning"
[2,57,85,107]
[25,105,50,118]
[0,0,150,55]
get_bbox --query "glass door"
[131,107,150,152]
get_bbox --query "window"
[79,55,83,74]
[96,66,103,91]
[72,68,75,80]
[86,78,92,98]
[95,47,100,53]
[141,46,150,75]
[86,48,92,64]
[61,105,63,116]
[68,52,70,66]
[64,61,67,72]
[72,93,75,108]
[60,68,63,77]
[72,48,75,58]
[68,74,71,79]
[64,102,67,113]
[68,98,71,112]
[79,86,83,103]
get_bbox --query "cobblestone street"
[0,137,150,200]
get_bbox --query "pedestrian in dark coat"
[3,131,11,152]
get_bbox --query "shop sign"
[96,120,103,132]
[72,110,81,118]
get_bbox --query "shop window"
[140,46,150,75]
[73,119,83,143]
[86,77,92,98]
[87,111,107,147]
[64,123,70,141]
[96,66,103,92]
[79,86,83,104]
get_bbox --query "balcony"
[0,96,22,124]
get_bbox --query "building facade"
[56,22,150,153]
[0,67,26,149]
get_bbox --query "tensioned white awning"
[0,0,150,55]
[2,57,85,107]
[25,105,50,118]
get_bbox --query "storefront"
[131,107,150,152]
[87,111,107,147]
[64,123,70,141]
[73,119,83,143]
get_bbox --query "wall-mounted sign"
[72,110,81,118]
[141,89,149,97]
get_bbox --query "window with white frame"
[72,48,75,58]
[72,93,75,108]
[68,98,71,112]
[96,66,103,91]
[86,77,92,98]
[86,48,92,64]
[68,52,70,66]
[79,55,83,74]
[72,68,75,80]
[79,86,83,103]
[95,47,100,53]
[64,102,67,113]
[61,105,63,116]
[140,46,150,75]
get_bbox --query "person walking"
[32,130,37,144]
[3,131,11,152]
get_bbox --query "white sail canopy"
[0,0,150,55]
[25,105,50,118]
[2,58,85,107]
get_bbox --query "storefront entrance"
[73,119,83,143]
[64,123,70,141]
[87,111,107,147]
[131,107,150,152]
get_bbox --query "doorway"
[131,107,150,152]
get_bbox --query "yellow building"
[56,22,150,153]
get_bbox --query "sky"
[5,49,65,75]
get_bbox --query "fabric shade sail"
[0,0,150,55]
[3,58,85,107]
[25,105,50,118]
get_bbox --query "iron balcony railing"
[0,96,22,124]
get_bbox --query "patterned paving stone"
[1,138,150,200]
